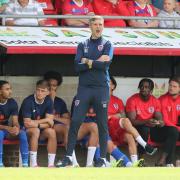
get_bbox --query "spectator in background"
[127,0,159,28]
[5,0,45,26]
[92,0,129,27]
[158,0,180,28]
[0,0,8,13]
[61,0,94,27]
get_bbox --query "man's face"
[18,0,29,7]
[168,80,180,96]
[35,86,49,101]
[0,83,12,99]
[48,79,58,92]
[163,0,175,13]
[90,19,104,39]
[139,82,152,97]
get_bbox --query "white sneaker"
[166,164,174,167]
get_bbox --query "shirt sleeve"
[92,41,113,70]
[74,43,89,73]
[5,3,14,21]
[117,98,125,113]
[60,100,69,115]
[10,99,18,116]
[46,97,54,115]
[21,99,32,118]
[154,98,161,113]
[62,0,72,14]
[126,97,136,112]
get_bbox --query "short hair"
[36,80,49,90]
[0,80,9,89]
[89,15,104,24]
[110,76,117,90]
[44,71,63,86]
[138,78,154,91]
[169,76,180,86]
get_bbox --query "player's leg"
[54,124,69,146]
[93,87,109,167]
[40,128,57,167]
[107,138,132,167]
[0,130,8,167]
[78,122,98,167]
[135,125,150,156]
[58,86,91,167]
[18,130,29,167]
[150,126,178,166]
[26,128,40,167]
[121,118,157,155]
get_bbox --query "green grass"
[0,168,180,180]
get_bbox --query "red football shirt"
[92,0,129,27]
[159,93,180,130]
[62,0,93,25]
[108,95,124,116]
[126,93,161,121]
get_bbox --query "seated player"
[126,78,164,157]
[0,80,28,167]
[150,76,180,167]
[19,80,57,167]
[108,76,157,165]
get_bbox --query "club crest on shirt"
[148,106,155,113]
[113,103,119,110]
[75,100,80,106]
[98,45,103,51]
[177,105,180,111]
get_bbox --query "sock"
[30,151,37,167]
[94,147,100,161]
[135,136,147,148]
[111,148,131,166]
[19,130,29,165]
[130,154,138,163]
[72,150,78,166]
[48,153,56,167]
[86,146,96,167]
[0,130,5,165]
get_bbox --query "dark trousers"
[66,86,109,158]
[136,125,150,155]
[150,126,179,164]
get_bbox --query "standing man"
[57,16,113,167]
[0,80,29,167]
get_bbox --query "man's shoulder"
[7,98,18,105]
[55,96,66,105]
[23,94,34,103]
